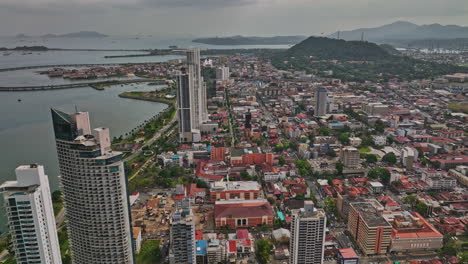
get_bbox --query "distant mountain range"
[192,35,307,45]
[328,21,468,43]
[15,31,108,38]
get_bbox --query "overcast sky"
[0,0,467,37]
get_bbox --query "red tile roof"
[214,201,274,219]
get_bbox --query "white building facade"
[0,164,62,264]
[51,109,134,264]
[289,201,327,264]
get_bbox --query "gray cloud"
[0,0,466,36]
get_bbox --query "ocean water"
[0,83,167,233]
[0,36,287,233]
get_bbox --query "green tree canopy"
[368,168,391,185]
[256,239,274,264]
[365,154,378,164]
[382,152,397,164]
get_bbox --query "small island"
[192,35,307,45]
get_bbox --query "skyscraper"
[186,48,208,126]
[0,164,62,264]
[177,48,208,142]
[314,87,328,117]
[289,201,327,264]
[176,69,194,142]
[51,109,134,264]
[169,197,196,264]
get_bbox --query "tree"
[240,171,253,180]
[367,168,391,184]
[335,162,344,175]
[52,190,62,203]
[338,133,350,145]
[415,201,428,217]
[375,119,385,133]
[278,157,286,166]
[295,193,305,200]
[326,149,337,158]
[459,251,468,264]
[256,239,274,264]
[365,154,378,164]
[403,195,418,208]
[382,152,397,164]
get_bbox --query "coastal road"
[123,117,177,163]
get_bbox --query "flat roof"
[351,202,391,228]
[339,248,358,259]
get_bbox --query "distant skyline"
[0,0,467,37]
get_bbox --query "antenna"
[337,31,340,40]
[75,105,79,113]
[361,32,364,42]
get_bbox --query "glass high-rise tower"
[51,109,134,264]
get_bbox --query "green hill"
[272,37,468,82]
[287,37,391,61]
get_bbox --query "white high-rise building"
[169,197,196,264]
[0,164,62,264]
[186,48,208,127]
[51,109,134,264]
[290,201,327,264]
[216,66,230,81]
[314,87,328,117]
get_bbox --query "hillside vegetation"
[272,37,468,82]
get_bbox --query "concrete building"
[383,211,443,253]
[372,135,387,146]
[187,48,208,125]
[348,202,392,255]
[209,181,260,202]
[341,147,360,168]
[421,170,457,190]
[216,66,230,81]
[51,109,134,264]
[401,147,417,170]
[362,103,389,116]
[170,197,196,264]
[176,69,200,143]
[214,199,274,228]
[338,248,359,264]
[0,164,62,264]
[314,87,328,117]
[132,227,142,254]
[289,201,327,264]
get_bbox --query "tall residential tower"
[314,87,328,117]
[0,164,62,264]
[177,48,208,142]
[289,201,327,264]
[51,109,134,264]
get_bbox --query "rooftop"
[210,181,260,192]
[351,202,391,228]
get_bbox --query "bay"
[0,83,167,233]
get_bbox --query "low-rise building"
[209,181,260,202]
[383,211,443,253]
[214,199,274,228]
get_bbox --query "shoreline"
[118,92,175,106]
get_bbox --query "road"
[123,117,176,163]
